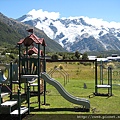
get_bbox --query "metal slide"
[41,72,90,110]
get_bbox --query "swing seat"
[97,85,111,88]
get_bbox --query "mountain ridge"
[17,9,120,53]
[0,12,66,52]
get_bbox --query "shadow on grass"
[88,93,113,99]
[30,106,89,113]
[23,114,82,120]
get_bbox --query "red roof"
[17,39,24,44]
[17,34,46,46]
[24,47,43,56]
[38,38,46,46]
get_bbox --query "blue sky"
[0,0,120,22]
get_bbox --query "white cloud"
[27,9,120,29]
[82,16,120,29]
[28,9,60,20]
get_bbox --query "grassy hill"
[0,12,66,52]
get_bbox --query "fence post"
[27,84,30,114]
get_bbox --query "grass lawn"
[9,62,120,119]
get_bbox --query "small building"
[88,56,108,62]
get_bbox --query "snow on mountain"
[17,9,120,53]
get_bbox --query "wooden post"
[95,59,98,94]
[18,88,21,120]
[27,84,30,114]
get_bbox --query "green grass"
[5,62,120,119]
[27,80,120,114]
[22,63,120,115]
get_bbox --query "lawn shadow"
[30,107,89,112]
[89,93,113,99]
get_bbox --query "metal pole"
[18,44,21,120]
[109,67,112,96]
[108,67,110,95]
[100,60,103,84]
[18,45,21,90]
[108,67,112,96]
[38,44,40,109]
[10,62,12,100]
[43,46,46,105]
[25,46,29,100]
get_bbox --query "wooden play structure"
[17,33,46,110]
[0,30,46,119]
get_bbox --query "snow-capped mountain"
[17,9,120,53]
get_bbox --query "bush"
[107,62,115,69]
[54,65,57,69]
[58,64,64,69]
[9,54,15,59]
[51,54,58,60]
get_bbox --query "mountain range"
[0,12,66,52]
[17,9,120,53]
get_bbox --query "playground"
[0,32,120,120]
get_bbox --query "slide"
[41,72,90,110]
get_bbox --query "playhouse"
[0,31,46,119]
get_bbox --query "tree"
[62,54,66,60]
[82,52,88,60]
[51,54,58,60]
[75,51,80,59]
